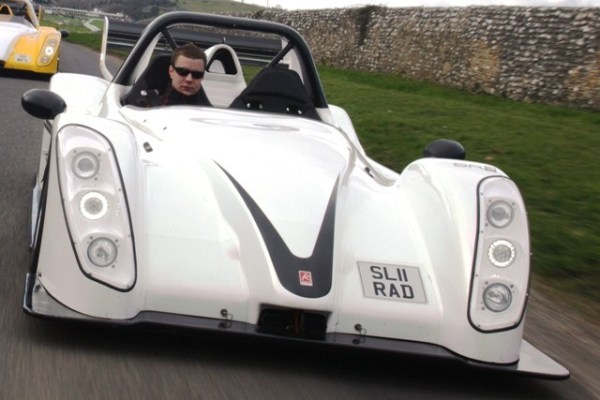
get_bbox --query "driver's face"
[168,55,205,96]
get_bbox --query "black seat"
[0,5,13,15]
[123,55,172,106]
[123,54,211,107]
[229,67,320,120]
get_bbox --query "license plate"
[358,262,427,303]
[15,54,30,63]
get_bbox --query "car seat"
[229,67,320,120]
[123,55,172,106]
[0,4,13,15]
[122,54,210,107]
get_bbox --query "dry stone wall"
[235,6,600,110]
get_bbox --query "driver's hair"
[170,43,207,67]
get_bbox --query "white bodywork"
[23,12,568,379]
[0,18,33,60]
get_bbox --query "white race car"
[22,12,568,379]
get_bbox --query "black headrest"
[230,67,320,120]
[0,5,13,15]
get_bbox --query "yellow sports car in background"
[0,0,67,74]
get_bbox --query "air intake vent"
[258,308,327,340]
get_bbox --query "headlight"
[483,283,512,312]
[88,237,118,267]
[57,125,136,290]
[38,34,60,66]
[469,176,529,332]
[486,200,514,228]
[72,151,100,179]
[80,191,108,220]
[45,40,58,55]
[488,239,516,268]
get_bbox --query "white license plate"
[15,54,31,63]
[358,262,427,303]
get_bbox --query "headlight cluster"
[38,34,60,66]
[56,125,136,290]
[469,177,530,332]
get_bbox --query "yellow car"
[0,0,67,75]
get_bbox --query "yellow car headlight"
[38,34,60,66]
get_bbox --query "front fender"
[399,158,527,363]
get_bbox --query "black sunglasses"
[173,66,205,79]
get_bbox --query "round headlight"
[80,191,108,220]
[488,239,516,267]
[72,151,100,179]
[483,283,512,312]
[87,237,117,267]
[486,200,514,228]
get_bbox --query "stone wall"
[237,6,600,111]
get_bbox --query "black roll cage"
[113,12,328,109]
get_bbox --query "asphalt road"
[0,42,597,400]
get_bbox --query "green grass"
[43,15,98,33]
[65,31,103,50]
[45,16,119,54]
[43,15,102,50]
[51,30,600,307]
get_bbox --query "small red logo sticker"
[299,270,313,287]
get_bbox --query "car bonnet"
[122,106,351,260]
[0,18,36,60]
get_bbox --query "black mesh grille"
[258,308,327,340]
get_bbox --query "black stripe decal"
[220,166,337,298]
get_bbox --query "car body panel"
[22,11,569,379]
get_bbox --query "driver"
[145,43,211,107]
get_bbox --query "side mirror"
[60,29,69,38]
[22,89,66,120]
[423,139,466,160]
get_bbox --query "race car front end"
[0,3,62,76]
[21,9,569,380]
[23,104,568,379]
[327,157,568,378]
